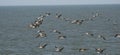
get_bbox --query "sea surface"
[0,5,120,55]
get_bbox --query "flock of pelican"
[28,12,120,54]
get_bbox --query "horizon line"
[0,4,120,6]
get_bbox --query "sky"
[0,0,120,6]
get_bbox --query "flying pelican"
[95,48,105,54]
[58,35,66,39]
[55,46,64,52]
[114,34,120,38]
[85,32,94,36]
[55,13,62,18]
[36,31,47,38]
[98,35,106,40]
[79,48,88,52]
[38,43,47,49]
[53,29,61,34]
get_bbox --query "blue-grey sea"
[0,5,120,55]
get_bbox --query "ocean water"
[0,5,120,55]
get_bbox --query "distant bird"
[45,12,51,16]
[71,20,84,24]
[29,18,43,29]
[95,48,105,54]
[79,48,88,52]
[29,23,39,28]
[56,13,62,18]
[38,43,47,49]
[98,35,106,40]
[36,31,47,38]
[53,29,61,34]
[85,32,94,36]
[29,23,36,28]
[114,34,120,38]
[58,35,66,39]
[34,20,43,25]
[55,46,64,52]
[71,20,79,24]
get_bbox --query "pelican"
[95,48,105,54]
[29,24,35,28]
[114,34,120,38]
[53,29,61,34]
[56,13,62,18]
[38,43,47,49]
[34,23,40,27]
[37,30,44,33]
[55,46,64,52]
[36,31,47,38]
[77,20,84,24]
[34,20,42,25]
[58,35,66,39]
[71,20,84,24]
[71,20,79,24]
[29,23,38,28]
[79,48,88,52]
[98,35,106,40]
[85,32,94,36]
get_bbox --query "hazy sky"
[0,0,120,6]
